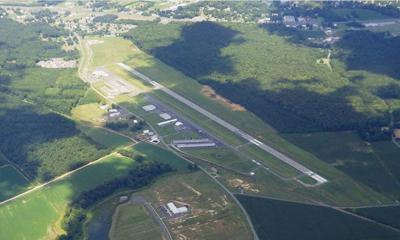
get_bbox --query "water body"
[87,198,120,240]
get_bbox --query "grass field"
[0,165,30,201]
[185,147,255,173]
[237,195,400,240]
[72,103,107,125]
[110,204,163,240]
[331,8,391,20]
[0,143,187,240]
[78,125,132,148]
[86,36,135,72]
[0,153,8,166]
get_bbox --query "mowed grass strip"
[110,204,163,240]
[78,124,133,149]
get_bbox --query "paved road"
[130,196,173,240]
[118,63,327,185]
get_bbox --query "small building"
[119,196,129,203]
[175,121,183,127]
[252,159,261,166]
[100,104,108,110]
[158,118,178,127]
[166,202,188,215]
[142,104,156,112]
[176,142,216,148]
[109,112,121,118]
[283,15,296,24]
[92,70,109,77]
[394,129,400,140]
[150,135,160,144]
[159,113,172,120]
[257,17,271,24]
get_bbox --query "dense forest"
[124,21,400,138]
[0,94,109,181]
[57,162,173,240]
[0,18,108,182]
[0,18,75,70]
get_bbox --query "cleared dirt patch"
[201,85,245,112]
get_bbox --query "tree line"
[57,161,173,240]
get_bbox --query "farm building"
[166,202,188,215]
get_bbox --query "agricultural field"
[350,206,400,229]
[283,131,400,200]
[0,153,136,240]
[237,195,400,240]
[0,143,187,240]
